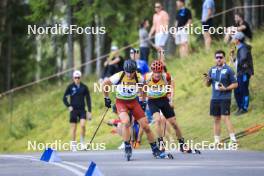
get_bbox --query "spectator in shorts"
[149,2,169,49]
[204,50,238,145]
[175,0,192,57]
[201,0,215,50]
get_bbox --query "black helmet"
[123,59,137,73]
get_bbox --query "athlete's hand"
[68,106,73,112]
[104,97,112,108]
[87,112,92,121]
[139,101,147,111]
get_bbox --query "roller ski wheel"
[181,148,201,154]
[153,151,174,159]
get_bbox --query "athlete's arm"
[85,86,92,112]
[63,85,71,107]
[149,15,156,37]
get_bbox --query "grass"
[0,31,264,153]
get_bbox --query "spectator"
[100,46,123,82]
[201,0,215,50]
[231,32,254,115]
[175,0,192,57]
[130,48,149,75]
[224,12,252,43]
[149,2,169,50]
[63,70,92,151]
[204,50,238,144]
[139,19,151,63]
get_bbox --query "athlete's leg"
[137,117,155,143]
[167,117,183,139]
[119,112,131,142]
[70,123,77,141]
[80,119,86,143]
[153,112,163,138]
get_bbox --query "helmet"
[73,70,82,77]
[151,60,164,72]
[123,59,137,73]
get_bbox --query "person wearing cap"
[231,32,254,115]
[63,70,92,151]
[100,46,123,82]
[204,50,238,145]
[175,0,192,58]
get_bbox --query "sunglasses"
[130,50,139,54]
[155,6,161,8]
[215,56,224,60]
[74,77,80,79]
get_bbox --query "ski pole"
[88,108,109,147]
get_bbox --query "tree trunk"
[35,35,42,81]
[95,15,102,77]
[83,32,93,74]
[244,0,252,28]
[6,15,12,90]
[67,0,74,76]
[0,0,7,58]
[164,0,176,57]
[251,0,259,29]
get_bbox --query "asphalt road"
[0,150,264,176]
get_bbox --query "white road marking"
[0,155,85,176]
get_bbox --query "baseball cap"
[232,32,245,41]
[111,46,118,51]
[73,70,82,78]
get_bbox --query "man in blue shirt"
[204,50,238,144]
[201,0,215,50]
[130,48,149,75]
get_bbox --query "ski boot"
[124,142,132,161]
[179,138,201,154]
[151,142,174,159]
[157,137,166,152]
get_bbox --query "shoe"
[70,141,77,152]
[118,142,125,150]
[134,141,141,149]
[235,109,241,116]
[236,109,248,116]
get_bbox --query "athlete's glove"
[104,97,112,108]
[139,101,147,111]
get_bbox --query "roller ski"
[179,138,201,154]
[124,143,132,161]
[151,142,174,159]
